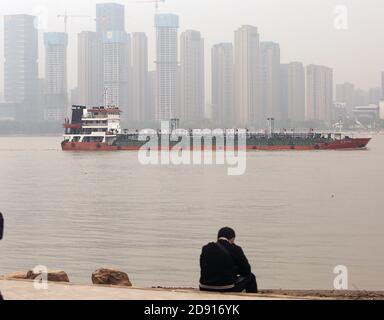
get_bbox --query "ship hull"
[61,138,371,152]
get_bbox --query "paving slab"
[0,280,299,300]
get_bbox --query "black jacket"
[0,212,3,240]
[200,239,252,286]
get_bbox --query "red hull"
[62,138,371,152]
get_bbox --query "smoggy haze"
[0,0,383,96]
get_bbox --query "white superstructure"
[63,106,121,144]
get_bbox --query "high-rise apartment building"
[4,14,38,121]
[96,3,125,33]
[132,32,149,122]
[281,62,306,123]
[180,30,205,123]
[96,3,130,116]
[381,71,384,100]
[155,14,179,121]
[336,82,355,113]
[77,31,104,108]
[234,25,260,127]
[44,32,68,121]
[306,65,333,122]
[368,87,382,105]
[102,31,131,115]
[354,89,369,107]
[211,43,234,126]
[280,64,289,123]
[260,42,281,123]
[148,70,157,122]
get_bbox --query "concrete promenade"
[2,280,383,300]
[0,280,297,300]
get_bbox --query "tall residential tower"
[96,3,130,115]
[44,32,68,121]
[211,43,234,126]
[96,3,125,33]
[336,82,355,114]
[132,32,149,122]
[155,14,179,121]
[180,30,205,122]
[306,65,333,123]
[281,62,306,123]
[381,71,384,100]
[4,15,38,121]
[102,31,131,114]
[77,31,104,108]
[260,42,281,123]
[234,25,260,127]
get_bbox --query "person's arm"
[0,212,3,240]
[200,249,203,269]
[233,245,251,277]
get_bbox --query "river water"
[0,135,383,290]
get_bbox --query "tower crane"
[57,12,92,33]
[125,0,166,13]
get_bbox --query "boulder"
[2,270,69,282]
[92,268,132,287]
[26,270,70,283]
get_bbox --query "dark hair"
[218,227,236,240]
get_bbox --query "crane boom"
[57,1,165,33]
[125,0,166,13]
[57,12,92,33]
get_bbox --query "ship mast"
[267,117,275,137]
[103,88,108,107]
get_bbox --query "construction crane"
[125,0,166,13]
[57,12,92,33]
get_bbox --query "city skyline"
[0,0,383,93]
[0,1,384,127]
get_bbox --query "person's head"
[218,227,236,244]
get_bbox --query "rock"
[92,268,132,287]
[3,270,69,282]
[4,271,29,280]
[26,270,70,283]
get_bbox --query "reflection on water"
[0,136,383,290]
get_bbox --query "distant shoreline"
[0,134,61,137]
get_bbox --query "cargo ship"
[62,105,371,151]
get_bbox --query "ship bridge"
[63,106,122,144]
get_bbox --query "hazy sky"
[0,0,383,97]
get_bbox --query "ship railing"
[118,130,334,140]
[82,115,110,120]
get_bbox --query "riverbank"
[1,280,383,300]
[0,279,288,300]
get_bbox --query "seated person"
[0,212,3,240]
[1,212,3,300]
[199,227,258,293]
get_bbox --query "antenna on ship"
[103,88,108,107]
[267,117,275,137]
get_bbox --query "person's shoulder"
[231,243,245,254]
[202,242,216,250]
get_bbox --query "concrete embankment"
[1,269,383,300]
[0,279,289,300]
[1,280,384,300]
